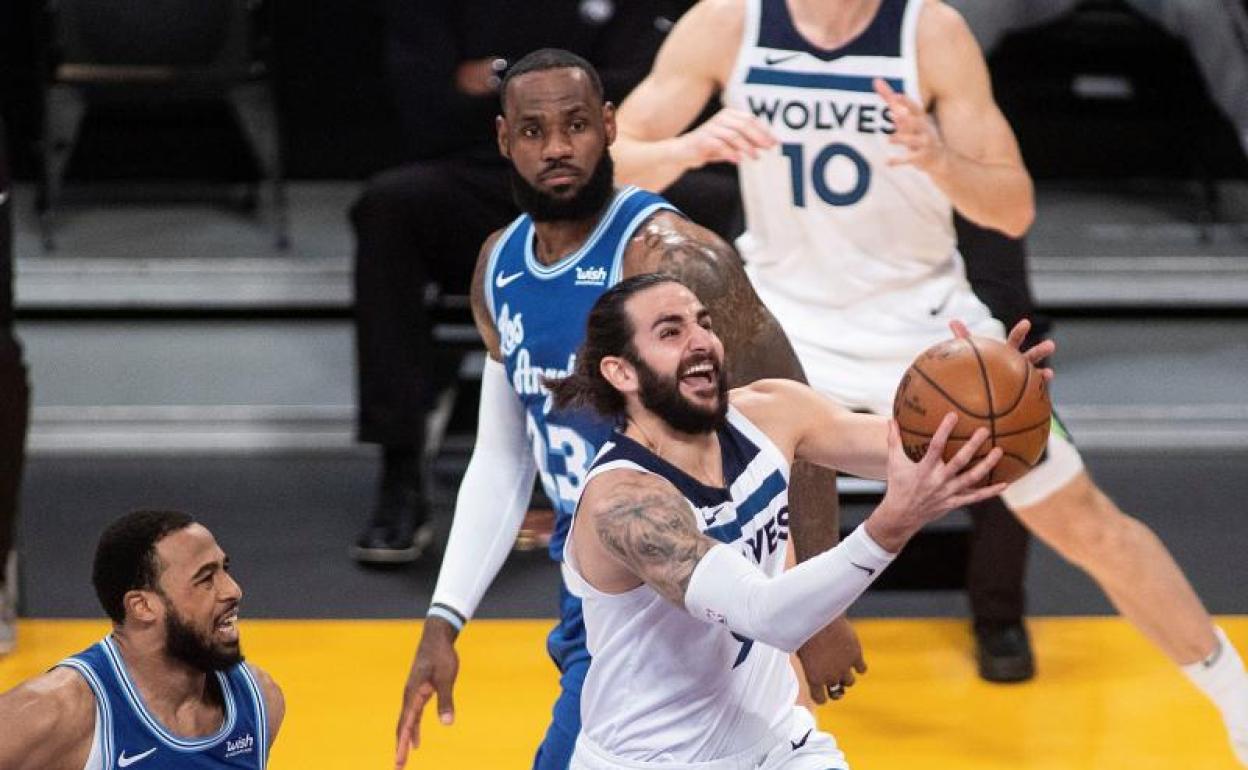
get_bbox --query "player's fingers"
[955,446,1003,491]
[807,678,828,705]
[719,110,778,148]
[841,669,857,688]
[886,151,924,167]
[1006,319,1032,349]
[710,124,760,159]
[855,657,868,675]
[435,677,456,725]
[948,319,971,339]
[946,427,989,473]
[924,413,959,466]
[1023,340,1056,366]
[395,698,423,766]
[955,482,1010,508]
[1039,367,1055,382]
[872,77,898,102]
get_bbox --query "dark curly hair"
[92,510,195,624]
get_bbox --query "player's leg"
[955,213,1040,684]
[349,157,515,563]
[1004,428,1248,763]
[758,708,849,770]
[532,587,591,770]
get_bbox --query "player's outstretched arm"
[395,233,537,770]
[613,0,774,191]
[623,211,859,700]
[0,670,96,770]
[582,420,1004,654]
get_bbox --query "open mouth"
[215,608,240,640]
[679,360,718,392]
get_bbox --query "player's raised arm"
[395,232,538,769]
[613,0,775,191]
[877,1,1033,237]
[577,420,1002,653]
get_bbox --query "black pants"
[350,157,742,448]
[0,117,30,568]
[956,213,1049,625]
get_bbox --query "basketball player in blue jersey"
[0,510,283,770]
[394,49,862,770]
[549,273,1013,768]
[610,0,1248,762]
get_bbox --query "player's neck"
[787,0,883,49]
[530,211,605,267]
[112,631,220,729]
[625,412,724,488]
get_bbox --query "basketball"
[892,336,1051,484]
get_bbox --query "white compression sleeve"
[684,525,896,653]
[427,357,536,626]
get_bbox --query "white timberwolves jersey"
[723,0,996,364]
[563,407,797,763]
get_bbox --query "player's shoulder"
[0,668,96,761]
[915,0,976,51]
[623,209,733,278]
[582,466,679,513]
[689,0,748,34]
[244,662,286,741]
[730,379,811,416]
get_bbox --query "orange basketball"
[892,336,1051,484]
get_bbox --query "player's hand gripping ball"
[893,336,1051,484]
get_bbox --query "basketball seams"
[965,338,998,446]
[993,416,1051,439]
[998,361,1032,416]
[909,362,990,420]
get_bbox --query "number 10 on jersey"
[781,142,871,208]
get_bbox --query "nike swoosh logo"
[765,52,800,66]
[495,271,524,289]
[791,728,813,750]
[850,561,875,576]
[118,748,157,767]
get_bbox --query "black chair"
[38,0,288,250]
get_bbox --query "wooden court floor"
[2,617,1245,769]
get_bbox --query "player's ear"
[602,102,617,146]
[123,589,159,625]
[600,355,636,395]
[496,115,511,158]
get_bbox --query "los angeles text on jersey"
[747,96,896,135]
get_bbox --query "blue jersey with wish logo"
[484,186,677,561]
[57,636,268,769]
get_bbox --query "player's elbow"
[1001,200,1035,239]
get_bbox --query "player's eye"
[521,125,540,138]
[570,119,587,132]
[660,327,679,339]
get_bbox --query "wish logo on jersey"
[575,265,608,286]
[225,733,255,759]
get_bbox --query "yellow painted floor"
[2,617,1245,769]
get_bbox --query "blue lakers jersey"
[484,185,677,560]
[57,637,269,769]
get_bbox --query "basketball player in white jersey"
[608,0,1248,762]
[0,510,284,770]
[550,273,1013,768]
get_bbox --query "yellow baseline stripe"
[2,617,1244,769]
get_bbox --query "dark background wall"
[0,0,404,181]
[0,0,1244,182]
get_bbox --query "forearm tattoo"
[595,479,714,607]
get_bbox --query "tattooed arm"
[574,464,978,655]
[621,211,865,700]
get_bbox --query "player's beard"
[631,352,728,435]
[510,150,614,223]
[163,601,244,672]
